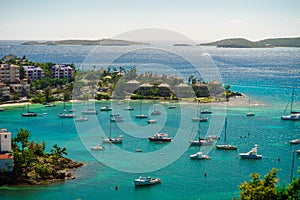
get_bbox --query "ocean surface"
[0,41,300,200]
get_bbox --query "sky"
[0,0,300,42]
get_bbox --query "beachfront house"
[175,83,195,98]
[192,83,210,97]
[10,82,30,97]
[0,81,10,100]
[157,83,172,97]
[136,83,153,96]
[126,79,140,93]
[0,128,13,172]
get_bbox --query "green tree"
[50,144,68,159]
[13,128,30,153]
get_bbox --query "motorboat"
[91,144,105,151]
[200,110,212,114]
[110,113,120,116]
[0,107,5,111]
[147,119,157,124]
[296,149,300,155]
[206,135,220,140]
[58,112,76,118]
[148,133,172,142]
[239,144,262,159]
[168,105,177,109]
[189,138,214,146]
[102,136,123,144]
[133,176,161,186]
[151,110,161,115]
[190,152,210,160]
[100,105,112,111]
[289,139,300,144]
[75,116,88,122]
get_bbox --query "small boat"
[296,150,300,155]
[100,105,112,111]
[148,133,172,142]
[151,110,161,115]
[206,135,220,140]
[58,113,76,118]
[91,144,105,151]
[281,87,300,121]
[135,149,142,152]
[239,144,262,159]
[216,118,237,150]
[190,152,210,160]
[147,119,157,124]
[82,108,98,114]
[192,117,208,122]
[44,103,55,107]
[123,106,134,111]
[246,99,255,116]
[189,119,214,146]
[200,110,212,114]
[69,108,76,112]
[75,116,88,122]
[289,139,300,144]
[133,176,161,186]
[21,104,37,117]
[117,101,124,105]
[110,113,120,116]
[168,105,177,109]
[0,107,5,111]
[110,116,124,122]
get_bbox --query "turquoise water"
[0,43,300,199]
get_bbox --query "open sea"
[0,41,300,200]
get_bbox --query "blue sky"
[1,0,299,41]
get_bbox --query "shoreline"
[0,95,266,108]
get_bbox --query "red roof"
[0,154,13,159]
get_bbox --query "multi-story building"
[10,82,30,97]
[0,64,20,83]
[0,81,10,100]
[23,66,44,81]
[52,64,74,79]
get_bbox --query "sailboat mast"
[140,100,142,115]
[224,118,227,144]
[109,113,112,138]
[290,87,295,113]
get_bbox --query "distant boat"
[246,99,255,117]
[148,133,172,142]
[190,151,210,160]
[296,149,300,155]
[123,106,134,111]
[82,108,98,115]
[239,144,262,159]
[216,118,237,150]
[168,105,177,109]
[147,119,157,124]
[58,100,75,118]
[110,116,124,122]
[289,139,300,144]
[110,113,120,116]
[75,116,88,122]
[44,103,55,107]
[133,176,161,186]
[69,108,76,112]
[91,144,105,151]
[0,107,5,112]
[21,103,37,117]
[100,105,112,111]
[102,113,123,144]
[200,110,212,114]
[281,87,300,121]
[135,101,148,119]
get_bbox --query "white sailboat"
[102,112,123,144]
[281,87,300,121]
[151,103,161,115]
[21,103,37,117]
[246,99,255,116]
[58,100,76,118]
[135,101,148,119]
[216,118,237,150]
[188,118,214,146]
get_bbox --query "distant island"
[199,37,300,48]
[21,38,149,46]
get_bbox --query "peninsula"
[21,38,149,46]
[199,37,300,48]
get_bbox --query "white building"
[0,128,11,152]
[52,64,74,79]
[0,64,20,83]
[23,66,44,81]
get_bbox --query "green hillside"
[200,38,266,48]
[259,37,300,47]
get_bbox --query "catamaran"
[281,87,300,121]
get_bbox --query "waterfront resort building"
[0,64,20,83]
[52,64,74,79]
[126,79,140,93]
[23,66,44,81]
[0,81,10,100]
[0,128,13,172]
